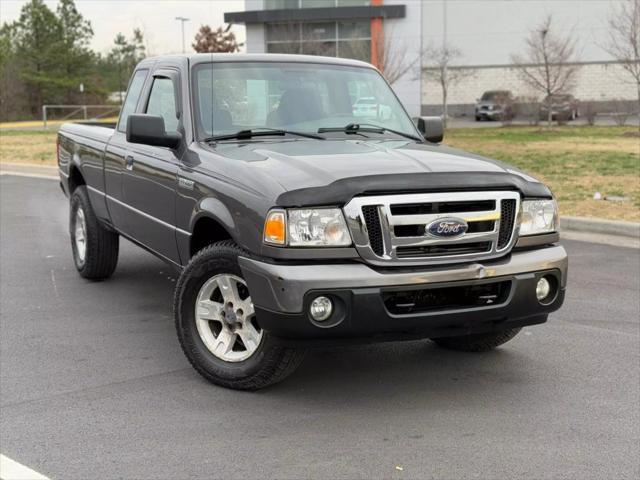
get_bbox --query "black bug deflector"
[275,172,553,207]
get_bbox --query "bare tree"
[422,45,474,127]
[511,15,580,126]
[341,26,419,85]
[372,28,420,85]
[603,0,640,124]
[192,24,243,53]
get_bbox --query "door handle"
[125,155,134,171]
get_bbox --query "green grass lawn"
[2,125,639,221]
[446,125,640,221]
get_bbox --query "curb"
[0,162,59,180]
[561,216,640,239]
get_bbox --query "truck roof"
[137,53,374,69]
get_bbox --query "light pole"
[175,16,190,53]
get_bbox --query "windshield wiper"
[318,123,423,143]
[203,128,325,142]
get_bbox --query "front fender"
[176,197,240,265]
[190,197,236,234]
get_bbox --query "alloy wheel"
[195,274,263,362]
[74,206,87,265]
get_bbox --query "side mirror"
[413,116,444,143]
[126,114,181,149]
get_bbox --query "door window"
[117,69,148,132]
[146,77,179,133]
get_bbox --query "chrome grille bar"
[343,191,521,266]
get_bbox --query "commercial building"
[226,1,637,117]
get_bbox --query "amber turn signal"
[264,210,286,245]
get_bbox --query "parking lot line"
[0,454,49,480]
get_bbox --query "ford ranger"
[57,54,567,390]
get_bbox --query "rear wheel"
[174,241,305,390]
[70,186,119,279]
[431,328,521,352]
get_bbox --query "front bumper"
[476,109,502,119]
[239,245,567,342]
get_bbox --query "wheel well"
[190,217,233,257]
[68,165,86,193]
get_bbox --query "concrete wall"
[422,61,638,116]
[245,24,267,53]
[244,0,266,53]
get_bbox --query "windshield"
[192,62,418,141]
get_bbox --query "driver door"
[121,69,182,263]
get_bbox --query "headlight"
[519,199,558,236]
[263,208,352,247]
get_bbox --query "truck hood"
[204,138,549,206]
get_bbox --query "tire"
[70,186,119,279]
[174,241,306,390]
[431,328,522,352]
[475,116,481,121]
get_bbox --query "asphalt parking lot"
[1,175,639,480]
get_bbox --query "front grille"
[344,191,520,266]
[396,242,492,258]
[394,220,495,237]
[390,200,495,216]
[361,205,384,256]
[383,280,512,315]
[498,199,517,249]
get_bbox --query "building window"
[265,0,370,9]
[266,20,371,62]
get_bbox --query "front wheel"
[431,328,521,352]
[174,241,305,390]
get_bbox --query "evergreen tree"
[0,24,28,120]
[1,0,96,117]
[10,0,62,114]
[104,29,146,103]
[56,0,95,102]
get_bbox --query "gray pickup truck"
[58,54,567,390]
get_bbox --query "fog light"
[310,296,333,321]
[536,277,551,301]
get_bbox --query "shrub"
[611,99,631,126]
[583,101,598,126]
[517,96,540,126]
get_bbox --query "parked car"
[353,96,377,116]
[540,94,580,121]
[353,96,392,119]
[475,90,515,121]
[57,54,566,390]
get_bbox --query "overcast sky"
[0,0,248,55]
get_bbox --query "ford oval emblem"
[426,217,468,238]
